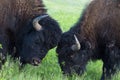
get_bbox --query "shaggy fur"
[56,0,120,80]
[0,0,62,66]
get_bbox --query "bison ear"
[71,35,81,51]
[32,15,48,31]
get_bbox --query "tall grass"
[0,0,119,80]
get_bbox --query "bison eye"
[35,40,40,44]
[70,54,75,58]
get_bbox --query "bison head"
[17,15,62,66]
[56,32,92,75]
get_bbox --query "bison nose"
[32,57,41,66]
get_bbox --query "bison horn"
[33,15,49,31]
[71,35,81,51]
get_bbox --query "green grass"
[44,0,90,32]
[0,0,119,80]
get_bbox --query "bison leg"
[0,35,12,68]
[101,42,120,80]
[0,48,5,69]
[101,62,117,80]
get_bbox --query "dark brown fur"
[0,0,47,58]
[81,0,120,48]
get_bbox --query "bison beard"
[0,0,62,67]
[56,0,120,80]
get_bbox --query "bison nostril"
[32,58,41,65]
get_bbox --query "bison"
[56,0,120,79]
[0,0,62,66]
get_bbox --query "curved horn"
[33,15,49,31]
[71,35,81,51]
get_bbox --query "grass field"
[0,0,119,80]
